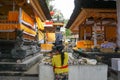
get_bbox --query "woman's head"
[56,45,64,53]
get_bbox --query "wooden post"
[84,26,86,40]
[100,20,104,42]
[104,26,106,41]
[117,0,120,47]
[93,23,97,47]
[79,26,81,40]
[19,8,22,24]
[90,25,92,40]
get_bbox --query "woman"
[52,45,69,80]
[55,26,63,46]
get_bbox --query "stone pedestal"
[39,63,108,80]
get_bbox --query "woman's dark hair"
[52,46,57,52]
[56,45,65,66]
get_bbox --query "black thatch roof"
[66,0,116,29]
[39,0,52,20]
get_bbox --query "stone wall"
[39,63,108,80]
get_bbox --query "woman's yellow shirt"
[52,52,69,74]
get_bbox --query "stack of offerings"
[76,40,93,52]
[41,43,54,52]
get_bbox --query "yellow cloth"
[38,31,44,41]
[41,43,54,51]
[52,52,69,74]
[21,10,34,26]
[46,33,55,43]
[8,11,19,22]
[35,16,44,30]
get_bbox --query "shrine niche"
[66,0,116,45]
